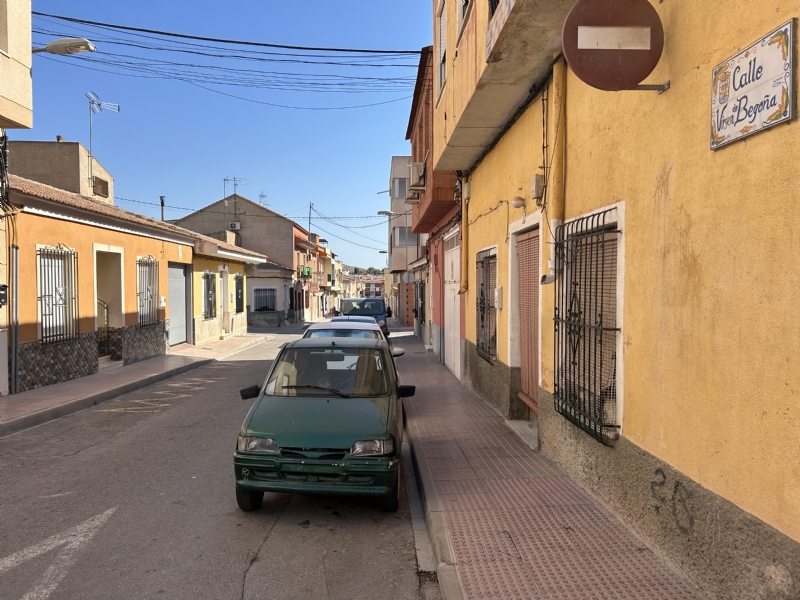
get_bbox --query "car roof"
[342,297,385,302]
[305,321,381,331]
[286,337,386,350]
[331,316,377,323]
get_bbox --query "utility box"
[494,286,503,309]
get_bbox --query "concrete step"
[98,356,123,371]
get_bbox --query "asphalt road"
[0,333,440,600]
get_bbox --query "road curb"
[405,407,465,600]
[0,359,213,438]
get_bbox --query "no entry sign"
[562,0,665,91]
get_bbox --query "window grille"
[437,2,447,93]
[38,245,79,344]
[416,280,426,324]
[202,271,217,319]
[137,256,159,327]
[554,209,621,445]
[489,0,500,19]
[234,275,244,313]
[253,287,277,312]
[476,249,497,362]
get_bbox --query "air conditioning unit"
[228,222,241,230]
[404,190,421,205]
[409,162,426,190]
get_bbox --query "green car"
[234,338,415,512]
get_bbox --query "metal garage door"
[517,229,540,413]
[168,263,187,345]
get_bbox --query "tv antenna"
[224,177,246,218]
[86,91,120,190]
[259,192,268,207]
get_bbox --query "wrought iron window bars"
[203,271,217,319]
[38,244,79,345]
[137,256,159,327]
[476,249,497,362]
[554,208,621,445]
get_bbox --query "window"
[458,0,471,32]
[437,1,447,94]
[392,177,408,199]
[202,271,217,319]
[553,208,621,445]
[253,286,277,312]
[37,245,79,344]
[265,347,391,398]
[416,280,426,324]
[137,257,159,326]
[92,177,109,198]
[394,227,419,247]
[476,249,497,362]
[0,0,9,54]
[234,275,244,313]
[489,0,500,20]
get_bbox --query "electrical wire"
[311,207,387,244]
[33,12,423,55]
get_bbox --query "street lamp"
[32,38,97,55]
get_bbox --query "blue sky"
[15,1,432,267]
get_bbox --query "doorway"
[444,233,462,381]
[516,229,540,415]
[95,249,123,361]
[168,263,189,345]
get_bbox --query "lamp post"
[32,37,97,55]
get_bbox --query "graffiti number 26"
[650,468,695,533]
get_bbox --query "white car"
[303,321,404,360]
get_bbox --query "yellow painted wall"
[433,0,489,167]
[191,256,247,319]
[0,0,33,129]
[15,211,192,343]
[448,0,800,544]
[554,2,800,542]
[463,99,545,365]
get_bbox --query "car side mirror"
[391,347,405,358]
[398,385,416,398]
[240,385,260,400]
[384,331,391,337]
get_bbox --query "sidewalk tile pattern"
[397,335,696,600]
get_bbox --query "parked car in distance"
[235,338,415,512]
[331,316,378,325]
[339,298,388,335]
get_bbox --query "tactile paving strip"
[399,335,697,599]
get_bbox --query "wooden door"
[517,230,540,413]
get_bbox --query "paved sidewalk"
[398,335,696,600]
[0,333,272,438]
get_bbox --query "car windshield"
[340,299,385,317]
[265,347,391,398]
[306,330,382,340]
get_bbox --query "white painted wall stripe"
[577,26,651,50]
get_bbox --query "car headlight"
[237,436,278,453]
[378,320,386,327]
[351,439,394,456]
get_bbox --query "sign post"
[562,0,667,92]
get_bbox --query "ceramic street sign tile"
[711,20,794,150]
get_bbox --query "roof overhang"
[436,0,574,171]
[14,195,195,246]
[194,239,266,264]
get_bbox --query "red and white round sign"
[562,0,665,91]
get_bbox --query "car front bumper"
[234,453,398,497]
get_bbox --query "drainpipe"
[458,175,469,295]
[542,54,567,284]
[10,243,18,394]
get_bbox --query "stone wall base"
[463,339,525,419]
[122,321,167,366]
[248,311,285,327]
[538,386,800,600]
[15,332,98,392]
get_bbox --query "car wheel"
[236,486,264,512]
[379,474,400,513]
